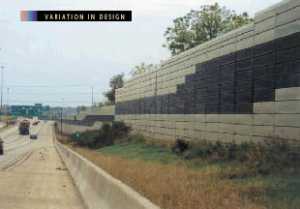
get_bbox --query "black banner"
[22,10,132,22]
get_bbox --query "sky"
[0,0,281,107]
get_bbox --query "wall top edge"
[161,23,255,66]
[254,0,296,23]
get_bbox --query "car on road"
[30,134,38,140]
[0,138,3,155]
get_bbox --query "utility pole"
[6,88,9,115]
[60,108,63,136]
[60,98,64,135]
[91,86,94,106]
[0,65,4,114]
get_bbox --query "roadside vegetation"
[0,115,17,130]
[56,122,300,209]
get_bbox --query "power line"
[0,65,4,111]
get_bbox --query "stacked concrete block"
[273,87,300,140]
[57,122,102,135]
[115,0,300,143]
[117,85,300,142]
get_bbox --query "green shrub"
[127,134,146,144]
[172,139,189,154]
[70,130,99,148]
[95,123,114,147]
[70,121,131,149]
[112,121,131,139]
[174,139,300,175]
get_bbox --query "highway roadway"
[0,121,86,209]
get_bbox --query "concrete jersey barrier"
[56,143,161,209]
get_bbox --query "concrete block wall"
[58,105,115,135]
[115,0,300,143]
[117,0,300,103]
[77,105,115,120]
[56,121,104,135]
[116,87,300,142]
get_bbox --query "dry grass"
[71,146,265,209]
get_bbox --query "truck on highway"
[19,120,30,135]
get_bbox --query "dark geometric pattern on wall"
[116,32,300,115]
[62,115,114,126]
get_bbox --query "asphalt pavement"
[0,121,86,209]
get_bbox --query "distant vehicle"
[32,121,40,126]
[32,117,39,125]
[0,138,3,155]
[30,134,38,140]
[19,120,30,135]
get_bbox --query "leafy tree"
[77,106,87,111]
[164,3,253,55]
[226,12,253,32]
[104,74,124,104]
[130,62,159,76]
[98,102,104,107]
[163,16,195,56]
